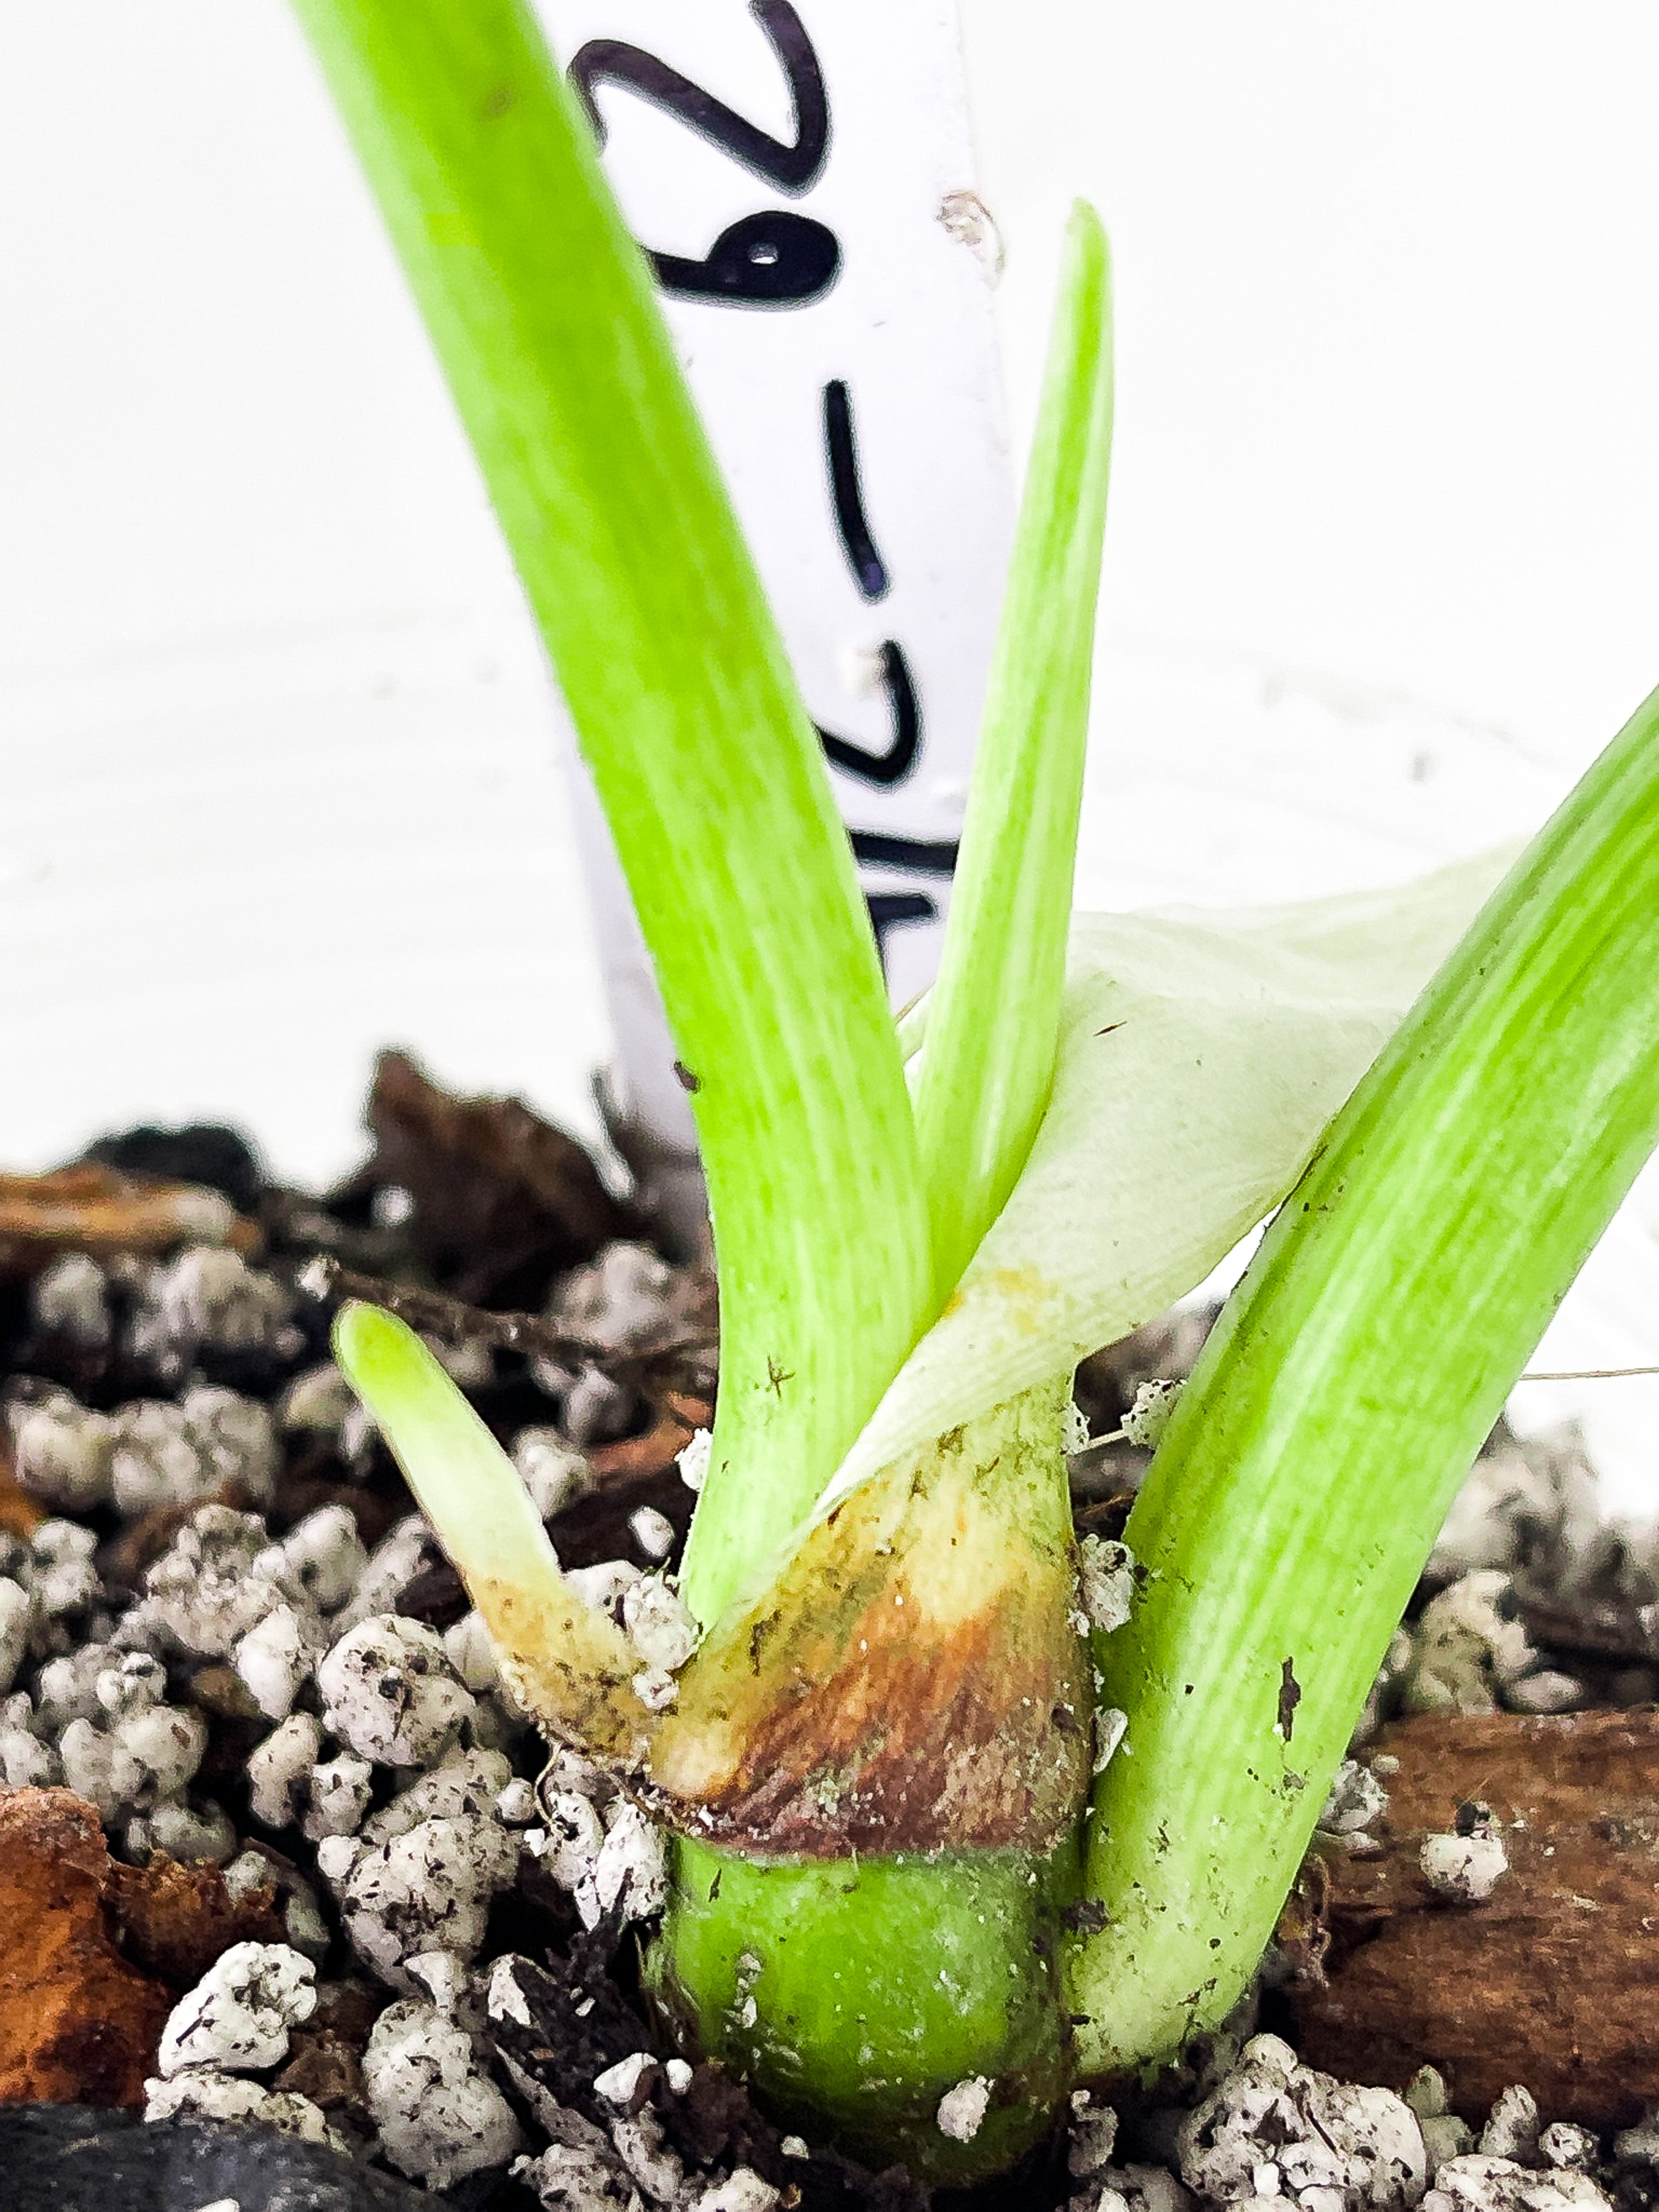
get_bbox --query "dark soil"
[0,1053,1654,2210]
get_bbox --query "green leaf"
[288,0,933,1633]
[913,203,1114,1298]
[332,1302,656,1767]
[820,845,1519,1519]
[1071,682,1659,2074]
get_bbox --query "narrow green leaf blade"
[332,1302,656,1765]
[820,845,1517,1518]
[288,0,933,1630]
[1071,685,1659,2074]
[913,203,1114,1298]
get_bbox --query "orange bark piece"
[0,1790,173,2108]
[0,1163,257,1274]
[0,1434,47,1539]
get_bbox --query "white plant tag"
[533,0,1015,1154]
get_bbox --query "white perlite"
[0,1580,33,1696]
[677,1428,713,1495]
[130,1246,303,1374]
[1404,1573,1537,1718]
[1538,2125,1599,2173]
[1613,2108,1659,2164]
[361,1746,514,1842]
[594,2051,657,2105]
[318,1812,519,1986]
[333,1516,437,1632]
[1177,2034,1427,2210]
[278,1361,359,1443]
[690,2174,781,2212]
[259,1503,369,1616]
[611,2107,685,2201]
[36,1642,115,1732]
[1072,2166,1196,2212]
[1320,1759,1391,1838]
[304,1752,374,1841]
[55,1653,206,1822]
[144,2069,344,2153]
[30,1520,101,1621]
[9,1388,118,1511]
[122,1506,295,1660]
[566,1561,643,1618]
[592,1802,668,1927]
[937,2076,993,2143]
[316,1612,476,1765]
[526,1793,666,1931]
[233,1603,319,1721]
[1478,2088,1538,2165]
[155,1942,318,2077]
[629,1506,676,1563]
[514,2113,639,2211]
[514,1428,594,1520]
[247,1713,325,1830]
[445,1610,504,1695]
[1420,2159,1611,2212]
[621,1575,699,1674]
[1077,1537,1137,1637]
[1069,2090,1120,2180]
[139,1799,239,1864]
[0,1691,56,1789]
[531,1791,606,1896]
[551,1242,673,1349]
[362,1998,522,2189]
[30,1253,111,1346]
[1122,1378,1184,1450]
[110,1389,278,1518]
[1420,1828,1508,1905]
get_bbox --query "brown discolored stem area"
[472,1572,659,1773]
[651,1378,1090,1856]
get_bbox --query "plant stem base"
[646,1832,1082,2185]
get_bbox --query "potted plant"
[222,0,1659,2185]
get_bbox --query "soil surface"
[0,1054,1653,2211]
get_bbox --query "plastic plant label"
[534,0,1016,1152]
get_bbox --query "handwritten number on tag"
[570,1,829,192]
[572,7,958,942]
[849,830,958,875]
[651,212,840,307]
[824,380,891,600]
[865,893,937,971]
[571,7,837,308]
[817,643,920,788]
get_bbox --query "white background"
[4,5,1659,1505]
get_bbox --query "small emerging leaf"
[333,1303,656,1767]
[822,846,1519,1518]
[913,202,1114,1298]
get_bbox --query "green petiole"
[290,0,934,1635]
[1071,681,1659,2073]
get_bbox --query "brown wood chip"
[1291,1707,1659,2128]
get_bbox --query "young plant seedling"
[302,0,1659,2180]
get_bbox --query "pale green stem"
[1069,682,1659,2074]
[289,0,934,1634]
